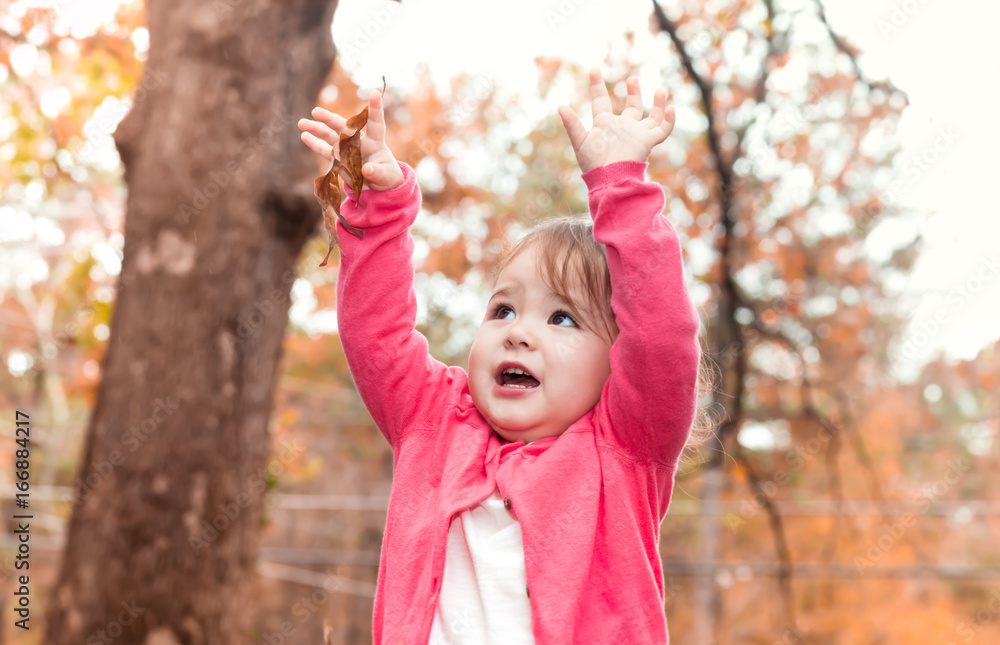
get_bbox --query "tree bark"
[44,1,339,642]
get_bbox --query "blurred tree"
[31,0,342,643]
[643,1,915,642]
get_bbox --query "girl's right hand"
[297,88,405,192]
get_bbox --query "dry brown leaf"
[314,158,364,266]
[314,76,386,266]
[339,125,364,198]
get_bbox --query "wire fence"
[4,486,999,595]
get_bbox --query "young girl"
[298,69,709,645]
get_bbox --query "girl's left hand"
[557,69,676,173]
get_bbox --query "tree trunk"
[44,1,339,642]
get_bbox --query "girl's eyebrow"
[489,284,521,301]
[489,283,571,307]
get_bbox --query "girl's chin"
[491,424,529,441]
[492,422,546,441]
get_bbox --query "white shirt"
[428,487,535,644]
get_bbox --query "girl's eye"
[491,303,514,320]
[490,303,577,327]
[552,311,577,327]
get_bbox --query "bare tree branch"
[730,437,798,626]
[812,0,909,103]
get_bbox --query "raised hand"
[557,69,676,173]
[297,88,405,192]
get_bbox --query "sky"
[330,0,1000,383]
[25,0,999,385]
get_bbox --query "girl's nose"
[504,320,536,349]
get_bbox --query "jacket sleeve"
[584,160,703,469]
[335,160,459,449]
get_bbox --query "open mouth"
[495,364,541,389]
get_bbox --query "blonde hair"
[488,215,717,455]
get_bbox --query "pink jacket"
[336,159,702,644]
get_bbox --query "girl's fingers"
[647,88,666,125]
[622,76,643,120]
[362,162,386,187]
[299,113,342,148]
[300,131,333,160]
[557,105,587,152]
[311,107,347,138]
[660,105,676,138]
[361,161,404,191]
[649,105,676,143]
[366,89,386,143]
[588,68,612,118]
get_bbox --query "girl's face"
[468,243,613,444]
